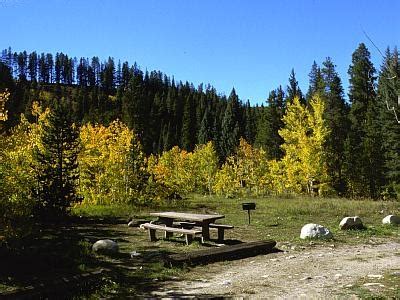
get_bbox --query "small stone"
[286,255,296,259]
[261,275,269,278]
[269,258,277,262]
[300,223,333,239]
[339,216,364,230]
[382,215,400,225]
[367,274,383,280]
[92,239,119,254]
[391,272,400,277]
[334,274,343,279]
[301,276,312,280]
[363,283,385,287]
[130,250,141,257]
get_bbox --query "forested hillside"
[1,44,400,201]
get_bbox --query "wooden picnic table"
[149,212,225,241]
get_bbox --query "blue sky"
[0,0,399,104]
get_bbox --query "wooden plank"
[150,212,225,222]
[141,223,201,235]
[209,223,234,229]
[165,240,277,267]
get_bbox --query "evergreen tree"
[254,104,268,148]
[181,94,196,150]
[268,88,285,159]
[198,106,213,144]
[35,99,80,218]
[28,51,38,82]
[286,68,304,104]
[345,43,383,198]
[377,47,400,190]
[220,89,241,159]
[320,57,349,194]
[306,61,324,102]
[243,100,256,143]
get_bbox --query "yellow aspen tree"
[78,120,138,205]
[191,142,219,194]
[0,101,49,238]
[279,96,330,194]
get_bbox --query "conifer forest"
[1,44,400,238]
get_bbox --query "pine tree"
[243,100,256,144]
[220,89,241,159]
[265,88,285,159]
[286,68,304,104]
[377,47,400,190]
[198,106,213,144]
[306,61,324,102]
[181,94,196,150]
[345,43,383,198]
[320,57,349,194]
[35,99,80,218]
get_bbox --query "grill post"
[242,202,256,224]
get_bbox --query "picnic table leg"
[185,234,193,245]
[148,228,156,241]
[159,217,174,239]
[217,228,225,242]
[202,222,211,241]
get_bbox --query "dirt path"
[153,240,400,298]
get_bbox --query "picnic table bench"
[177,221,234,242]
[140,223,202,245]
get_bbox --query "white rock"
[300,223,333,239]
[92,239,119,254]
[363,282,385,287]
[367,274,383,279]
[339,216,364,230]
[130,250,141,257]
[382,215,400,225]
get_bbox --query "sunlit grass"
[72,194,400,245]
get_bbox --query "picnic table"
[149,211,225,241]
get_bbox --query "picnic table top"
[149,211,225,222]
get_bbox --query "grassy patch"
[347,269,400,299]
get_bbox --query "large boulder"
[339,216,364,230]
[300,223,333,239]
[382,215,400,225]
[92,239,119,254]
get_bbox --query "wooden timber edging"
[165,240,277,267]
[0,268,110,299]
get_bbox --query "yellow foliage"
[0,90,10,122]
[278,96,330,194]
[78,120,142,205]
[214,138,271,197]
[148,142,219,196]
[0,108,48,238]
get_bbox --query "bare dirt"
[153,240,400,298]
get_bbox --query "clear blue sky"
[0,0,399,104]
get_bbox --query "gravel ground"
[153,240,400,299]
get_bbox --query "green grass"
[347,269,400,299]
[73,195,400,247]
